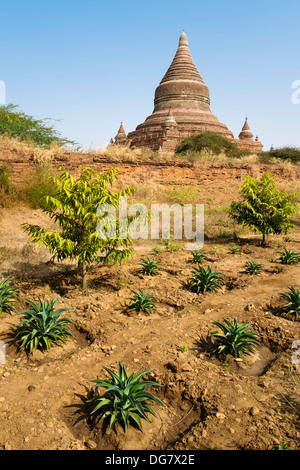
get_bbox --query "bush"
[127,289,157,313]
[14,297,75,352]
[277,247,300,265]
[188,265,225,294]
[264,146,300,164]
[24,164,57,209]
[138,257,162,276]
[0,164,12,191]
[280,286,300,320]
[244,261,263,275]
[88,362,164,432]
[0,275,19,315]
[189,250,207,264]
[211,318,261,357]
[175,131,249,159]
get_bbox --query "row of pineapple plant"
[0,258,299,434]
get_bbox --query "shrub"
[230,172,299,245]
[138,257,162,276]
[277,247,300,265]
[162,236,183,252]
[211,318,261,357]
[188,265,225,294]
[230,245,241,254]
[88,362,164,432]
[178,342,189,353]
[152,246,163,254]
[244,261,263,275]
[264,146,300,164]
[175,131,249,159]
[0,275,19,315]
[24,164,57,209]
[280,286,300,320]
[189,250,207,264]
[14,297,75,352]
[127,289,156,313]
[0,164,12,192]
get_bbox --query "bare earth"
[0,179,299,451]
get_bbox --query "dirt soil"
[0,179,299,451]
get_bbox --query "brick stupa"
[113,32,263,153]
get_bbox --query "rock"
[85,439,97,450]
[249,407,260,417]
[216,412,226,420]
[245,303,255,311]
[204,309,212,314]
[181,362,193,372]
[166,361,178,373]
[0,397,5,402]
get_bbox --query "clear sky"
[1,0,299,151]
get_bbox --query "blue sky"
[1,0,299,150]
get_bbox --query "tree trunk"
[262,232,266,246]
[82,263,87,290]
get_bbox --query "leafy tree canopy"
[229,172,299,245]
[0,104,76,148]
[22,167,136,287]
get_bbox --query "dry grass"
[97,144,175,162]
[0,136,66,165]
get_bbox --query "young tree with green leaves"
[229,172,299,246]
[22,167,136,288]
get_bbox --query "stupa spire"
[179,31,188,47]
[159,31,205,86]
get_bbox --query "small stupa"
[237,118,263,153]
[114,122,128,146]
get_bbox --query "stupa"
[112,32,263,152]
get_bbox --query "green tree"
[22,167,136,288]
[229,172,299,245]
[0,104,76,148]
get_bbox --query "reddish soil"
[0,174,299,451]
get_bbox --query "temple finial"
[179,31,188,46]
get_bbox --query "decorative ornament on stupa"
[127,31,234,149]
[162,107,178,130]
